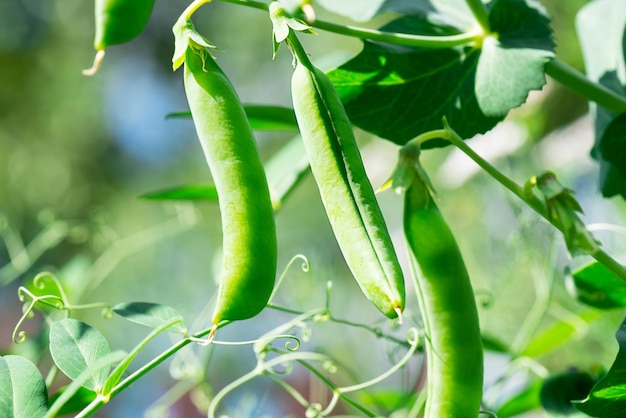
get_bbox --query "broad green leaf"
[166,104,299,132]
[265,134,309,211]
[47,386,97,416]
[481,334,511,353]
[243,105,298,131]
[570,261,626,309]
[112,302,187,335]
[496,379,542,418]
[595,112,626,199]
[522,310,602,358]
[541,370,595,416]
[476,0,553,116]
[141,185,218,201]
[328,0,553,147]
[576,0,626,199]
[142,135,310,210]
[575,317,626,417]
[0,355,48,418]
[49,319,112,392]
[45,350,126,418]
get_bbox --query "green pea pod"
[183,43,277,327]
[399,150,483,417]
[83,0,155,75]
[289,36,405,320]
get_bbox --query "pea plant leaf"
[327,0,554,146]
[49,318,113,393]
[594,112,626,199]
[112,302,187,335]
[496,379,543,418]
[142,185,218,201]
[576,0,626,200]
[522,310,602,358]
[166,104,299,132]
[568,261,626,309]
[541,370,596,417]
[575,316,626,417]
[0,355,48,418]
[47,386,97,417]
[142,134,310,210]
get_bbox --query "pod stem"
[82,50,105,76]
[285,30,312,68]
[180,0,213,20]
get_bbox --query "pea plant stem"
[219,0,482,48]
[443,124,626,283]
[545,59,626,115]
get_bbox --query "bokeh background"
[1,0,625,417]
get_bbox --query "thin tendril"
[338,327,419,393]
[33,272,70,306]
[268,253,310,304]
[13,287,65,343]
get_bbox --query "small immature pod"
[290,49,405,319]
[183,43,277,326]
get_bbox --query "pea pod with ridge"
[286,30,405,320]
[181,38,277,334]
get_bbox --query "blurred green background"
[1,0,626,417]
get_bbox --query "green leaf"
[576,0,626,199]
[476,0,553,116]
[0,355,48,418]
[522,310,602,358]
[112,302,187,335]
[575,317,626,417]
[265,134,309,211]
[166,104,299,132]
[49,319,112,392]
[142,134,310,209]
[141,185,218,201]
[496,379,542,418]
[243,105,299,131]
[569,261,626,309]
[47,386,97,416]
[541,370,595,416]
[327,0,553,147]
[595,112,626,199]
[481,334,511,353]
[45,351,126,418]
